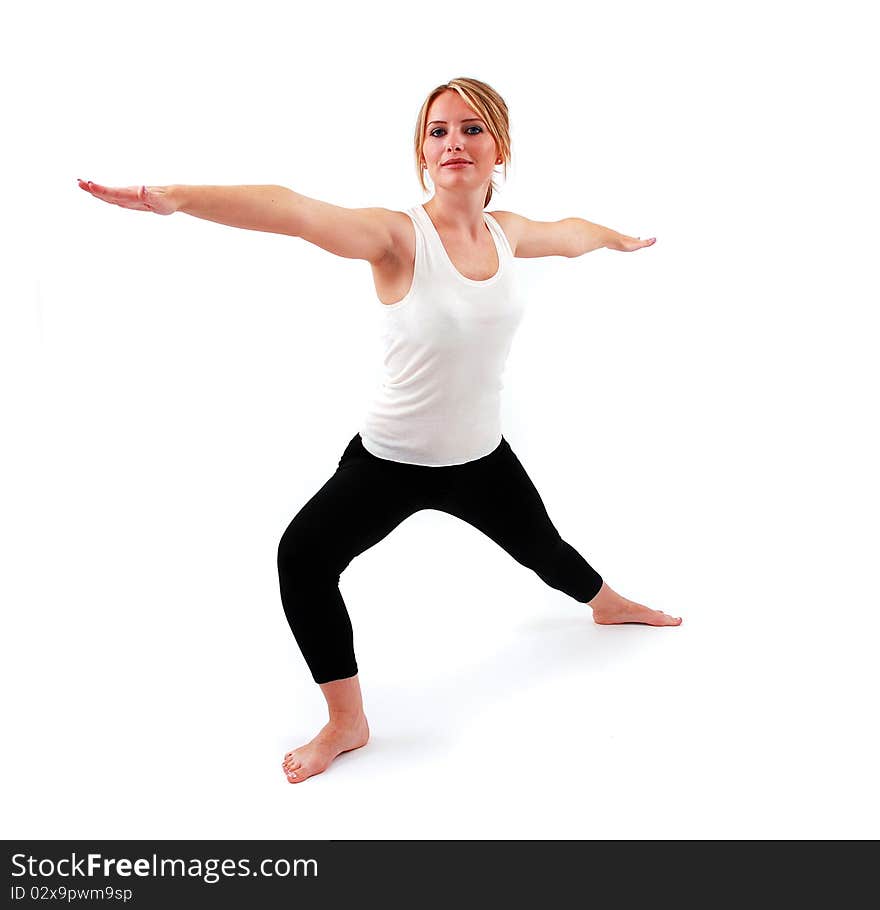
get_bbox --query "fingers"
[624,236,656,251]
[77,178,151,210]
[79,178,115,202]
[101,184,138,203]
[78,179,109,193]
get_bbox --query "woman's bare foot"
[588,581,682,626]
[282,713,370,783]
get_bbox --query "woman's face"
[422,90,500,194]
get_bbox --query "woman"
[79,76,681,785]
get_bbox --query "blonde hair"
[414,77,511,209]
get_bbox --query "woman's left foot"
[588,581,682,626]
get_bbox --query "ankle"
[326,710,366,727]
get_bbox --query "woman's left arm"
[489,211,655,257]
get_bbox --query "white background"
[2,0,878,839]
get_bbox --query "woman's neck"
[423,192,488,239]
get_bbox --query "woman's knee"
[278,522,321,574]
[277,516,352,584]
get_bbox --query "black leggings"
[277,432,603,684]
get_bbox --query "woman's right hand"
[77,179,178,216]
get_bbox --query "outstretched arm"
[78,180,307,234]
[489,210,656,257]
[77,180,395,264]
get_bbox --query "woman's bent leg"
[278,435,428,783]
[277,436,423,684]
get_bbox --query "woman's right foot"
[282,714,370,783]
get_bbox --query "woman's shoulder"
[485,210,524,256]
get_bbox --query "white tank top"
[359,203,526,466]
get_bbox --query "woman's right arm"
[78,180,396,265]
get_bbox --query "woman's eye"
[429,126,484,137]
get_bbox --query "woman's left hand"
[607,233,656,252]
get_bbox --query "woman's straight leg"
[432,437,604,604]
